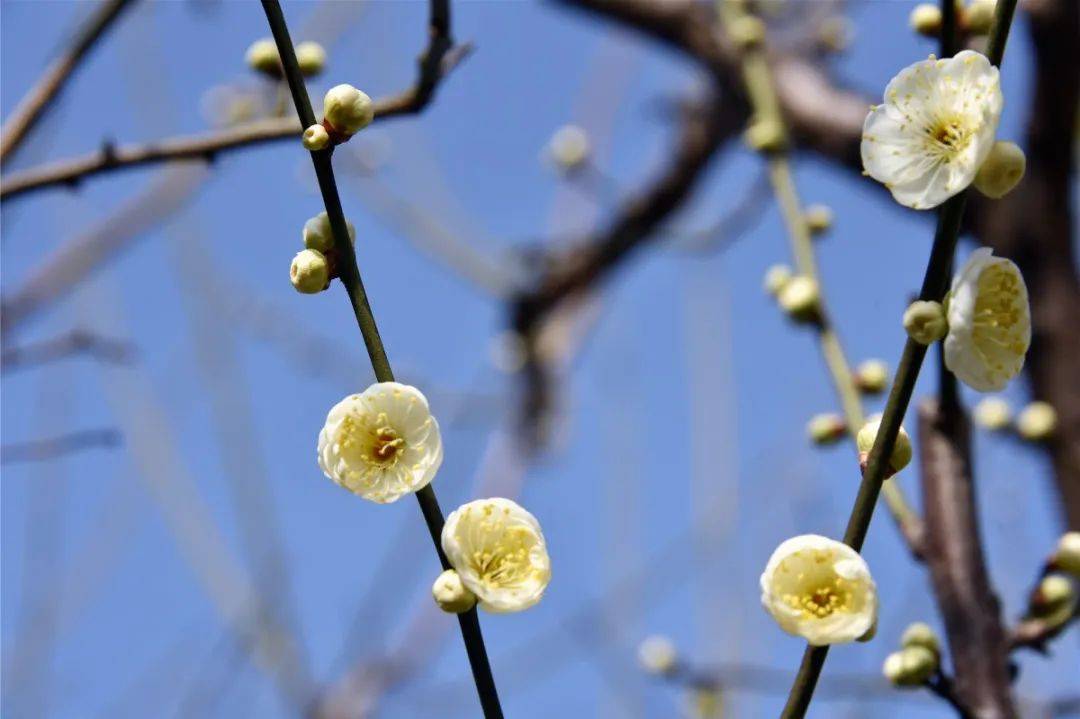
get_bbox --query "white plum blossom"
[944,248,1031,392]
[441,498,551,613]
[862,50,1003,209]
[760,535,878,646]
[317,382,443,503]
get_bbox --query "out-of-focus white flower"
[637,635,678,675]
[1016,401,1057,441]
[1053,532,1080,578]
[296,41,327,76]
[856,415,912,478]
[854,359,889,394]
[763,264,793,296]
[973,397,1012,431]
[760,534,878,646]
[303,124,330,151]
[546,125,590,173]
[973,140,1025,198]
[944,248,1031,392]
[909,4,943,36]
[246,38,280,75]
[962,0,997,35]
[290,249,329,294]
[323,84,374,136]
[432,569,477,614]
[862,51,1003,209]
[807,413,847,446]
[317,383,443,503]
[883,646,938,687]
[441,498,551,613]
[303,211,356,253]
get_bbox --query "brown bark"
[918,398,1018,719]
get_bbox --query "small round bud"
[546,125,590,173]
[302,124,330,151]
[303,211,356,253]
[777,275,820,323]
[962,0,996,35]
[854,359,889,394]
[295,41,327,76]
[973,141,1026,199]
[323,84,374,136]
[804,204,833,236]
[857,416,912,478]
[1052,532,1080,578]
[763,264,793,296]
[729,15,766,50]
[816,16,852,53]
[903,300,948,345]
[808,413,847,446]
[744,117,787,154]
[245,38,280,76]
[637,635,677,675]
[1030,575,1077,626]
[290,249,329,294]
[909,4,943,37]
[432,569,477,614]
[900,622,941,655]
[1016,401,1057,442]
[883,646,939,687]
[973,397,1011,431]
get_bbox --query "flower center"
[972,264,1028,359]
[467,517,536,590]
[337,411,405,468]
[926,117,972,160]
[784,578,854,620]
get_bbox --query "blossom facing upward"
[944,248,1031,392]
[862,50,1003,209]
[760,535,878,646]
[441,498,551,613]
[317,383,443,503]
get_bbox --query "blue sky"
[2,1,1073,717]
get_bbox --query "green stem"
[780,1,1018,714]
[259,3,504,717]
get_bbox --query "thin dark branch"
[0,0,135,164]
[1,428,121,465]
[1,330,135,372]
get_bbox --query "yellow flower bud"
[290,249,329,294]
[1030,575,1077,630]
[804,204,834,236]
[546,125,590,173]
[973,141,1026,199]
[808,413,847,446]
[637,635,678,675]
[245,38,280,76]
[763,264,793,296]
[729,15,766,50]
[903,300,948,345]
[900,621,940,655]
[856,416,912,478]
[1016,401,1057,442]
[816,16,852,53]
[854,359,889,394]
[432,569,477,613]
[303,211,356,253]
[883,646,938,687]
[295,41,327,76]
[962,0,996,35]
[744,117,787,154]
[777,275,820,323]
[323,84,374,136]
[909,4,943,37]
[302,124,330,151]
[1052,532,1080,578]
[973,397,1012,431]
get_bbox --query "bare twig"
[1,329,134,372]
[0,0,135,164]
[0,17,471,200]
[1,428,121,465]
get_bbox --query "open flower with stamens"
[760,535,878,646]
[441,498,551,613]
[317,382,442,504]
[944,248,1030,391]
[862,50,1003,209]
